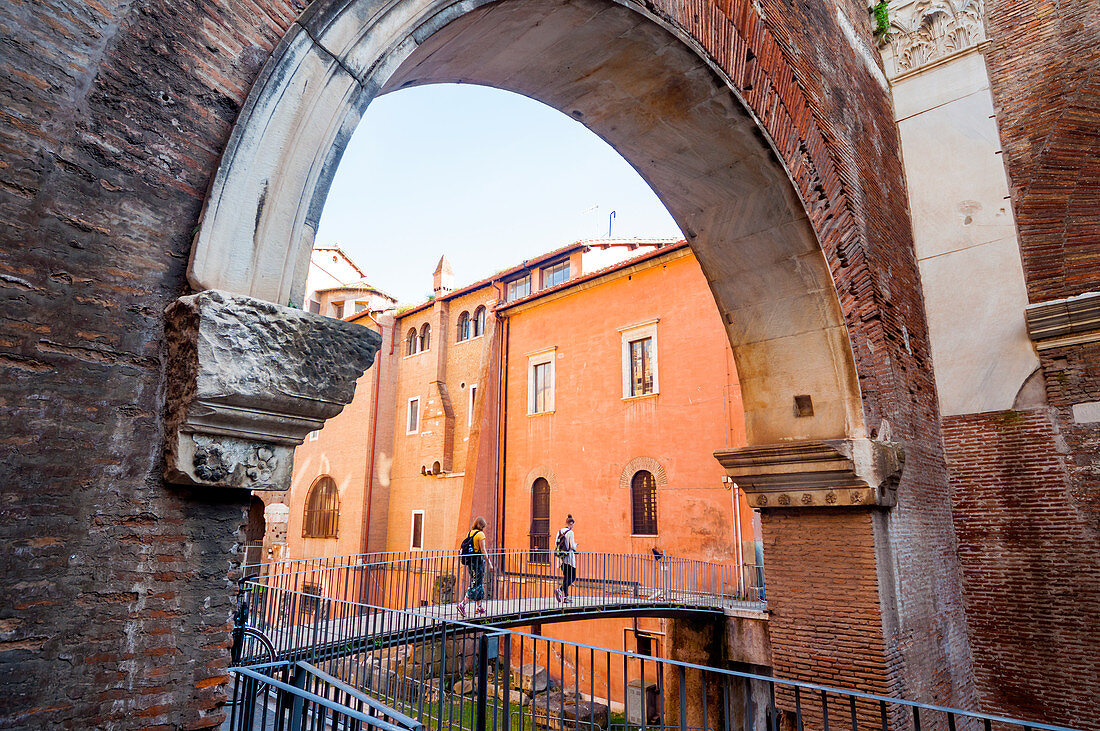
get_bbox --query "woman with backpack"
[554,515,577,603]
[457,516,494,617]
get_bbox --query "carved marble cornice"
[880,0,986,79]
[714,439,903,509]
[164,290,381,490]
[1025,292,1100,350]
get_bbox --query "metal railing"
[227,584,1079,731]
[242,550,763,640]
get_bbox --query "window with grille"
[631,470,658,535]
[473,306,486,337]
[506,274,531,301]
[629,337,654,396]
[541,259,570,288]
[303,476,340,538]
[529,478,551,563]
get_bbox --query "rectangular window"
[468,384,478,427]
[629,337,654,396]
[407,397,420,434]
[354,301,368,313]
[528,350,555,414]
[307,298,321,314]
[620,320,659,398]
[331,301,344,319]
[541,259,570,288]
[506,274,531,301]
[411,511,424,550]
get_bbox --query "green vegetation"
[872,1,890,39]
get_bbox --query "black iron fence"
[227,553,1077,731]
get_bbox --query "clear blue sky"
[316,84,681,304]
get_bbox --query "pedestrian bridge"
[243,550,766,660]
[228,551,1072,731]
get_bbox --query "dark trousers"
[561,564,576,597]
[465,557,485,602]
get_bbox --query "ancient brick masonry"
[943,407,1100,730]
[0,0,1094,728]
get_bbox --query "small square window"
[506,274,532,301]
[407,397,420,434]
[541,260,570,288]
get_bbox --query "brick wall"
[983,0,1100,302]
[0,0,1004,725]
[760,510,894,727]
[943,408,1100,729]
[0,0,297,727]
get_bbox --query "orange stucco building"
[263,239,760,649]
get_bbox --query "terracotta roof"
[395,237,682,319]
[314,278,397,301]
[496,240,690,311]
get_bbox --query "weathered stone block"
[163,289,381,490]
[512,663,557,694]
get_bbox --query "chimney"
[433,255,454,296]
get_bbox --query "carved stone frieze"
[881,0,986,78]
[164,290,381,490]
[714,439,904,509]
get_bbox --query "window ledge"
[528,410,556,417]
[629,534,659,538]
[622,392,659,402]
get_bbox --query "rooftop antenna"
[607,210,616,238]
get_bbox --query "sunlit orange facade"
[270,240,757,655]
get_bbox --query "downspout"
[361,311,397,556]
[492,282,509,549]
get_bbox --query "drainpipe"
[492,282,509,549]
[361,311,397,556]
[732,481,744,596]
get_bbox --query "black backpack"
[459,530,480,566]
[554,529,571,562]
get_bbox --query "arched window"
[457,311,470,342]
[473,306,486,337]
[419,323,431,351]
[406,328,418,356]
[303,476,340,538]
[631,470,658,535]
[529,477,551,563]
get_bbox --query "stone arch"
[187,0,872,447]
[522,466,559,493]
[618,457,669,491]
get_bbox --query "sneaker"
[475,606,487,615]
[457,603,466,618]
[563,597,573,604]
[554,587,563,602]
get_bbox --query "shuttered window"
[529,478,551,563]
[631,470,658,535]
[303,476,340,538]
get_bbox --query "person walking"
[457,517,494,617]
[649,546,669,600]
[554,515,578,603]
